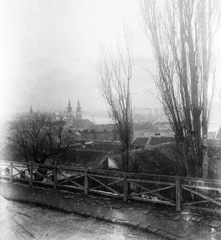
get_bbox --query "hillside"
[112,144,185,176]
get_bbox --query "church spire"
[67,98,72,113]
[65,98,74,126]
[76,98,82,119]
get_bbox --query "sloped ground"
[130,148,184,175]
[111,144,185,176]
[0,194,162,240]
[116,143,221,179]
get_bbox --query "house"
[64,130,86,145]
[80,129,119,141]
[63,99,95,130]
[133,137,149,149]
[72,119,95,131]
[145,136,175,148]
[133,122,173,140]
[87,124,115,132]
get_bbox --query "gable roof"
[133,137,149,146]
[67,131,86,142]
[146,136,175,146]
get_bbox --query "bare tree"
[97,40,133,172]
[9,111,67,163]
[140,0,219,177]
[10,112,47,162]
[42,112,68,158]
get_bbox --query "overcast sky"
[0,0,220,129]
[0,0,157,121]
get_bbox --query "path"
[0,182,221,240]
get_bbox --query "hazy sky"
[0,0,156,121]
[0,0,220,129]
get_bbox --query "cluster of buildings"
[28,99,176,152]
[65,100,175,150]
[14,98,221,158]
[63,99,95,130]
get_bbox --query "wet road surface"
[0,196,165,240]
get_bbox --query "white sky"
[0,0,155,121]
[0,0,220,130]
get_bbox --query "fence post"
[123,173,128,202]
[10,162,13,183]
[176,177,182,212]
[53,167,58,190]
[29,162,33,187]
[84,170,89,195]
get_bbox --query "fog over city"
[0,0,220,130]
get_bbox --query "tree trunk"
[201,0,209,179]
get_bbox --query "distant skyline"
[0,0,157,119]
[0,0,220,130]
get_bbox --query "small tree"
[97,42,133,172]
[9,111,67,163]
[42,112,67,158]
[140,0,219,177]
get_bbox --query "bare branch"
[140,0,220,177]
[97,37,134,172]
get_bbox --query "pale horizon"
[0,0,220,132]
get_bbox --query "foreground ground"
[0,182,221,239]
[0,196,164,240]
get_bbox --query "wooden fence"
[1,161,221,213]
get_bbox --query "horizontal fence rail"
[1,160,221,213]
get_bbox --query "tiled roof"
[146,136,175,146]
[133,137,149,146]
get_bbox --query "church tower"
[66,99,74,125]
[76,99,82,119]
[67,98,72,113]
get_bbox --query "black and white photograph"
[0,0,221,239]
